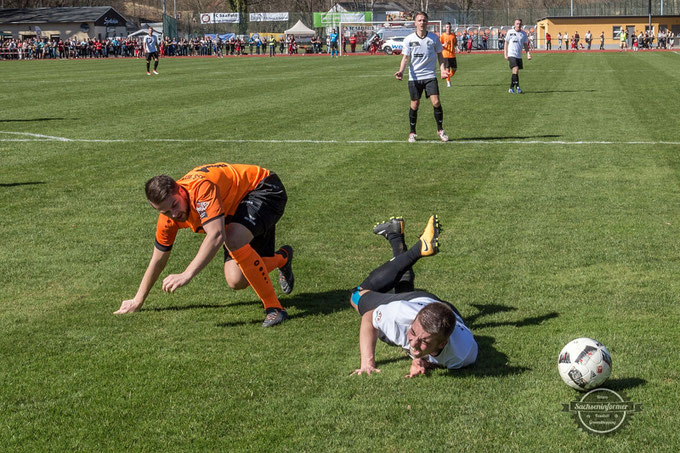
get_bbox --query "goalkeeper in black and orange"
[439,23,457,88]
[114,162,294,327]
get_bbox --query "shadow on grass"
[457,134,561,141]
[453,83,506,87]
[375,355,410,367]
[465,303,517,325]
[216,289,349,328]
[145,303,229,312]
[465,303,558,329]
[528,89,596,94]
[448,335,529,377]
[603,377,647,392]
[0,117,67,122]
[441,303,561,377]
[0,181,45,188]
[375,336,529,377]
[373,303,553,377]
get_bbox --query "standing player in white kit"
[394,12,450,143]
[504,19,532,94]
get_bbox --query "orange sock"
[262,252,285,272]
[230,244,283,310]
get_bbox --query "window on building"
[612,26,622,39]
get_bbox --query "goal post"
[338,20,442,55]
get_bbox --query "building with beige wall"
[536,15,680,49]
[0,7,129,41]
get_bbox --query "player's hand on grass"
[351,365,382,376]
[114,298,143,314]
[162,272,192,293]
[405,359,429,378]
[441,69,449,79]
[394,71,403,80]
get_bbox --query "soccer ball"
[558,338,612,390]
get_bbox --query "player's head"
[148,26,153,35]
[514,19,522,31]
[445,22,451,33]
[145,175,189,222]
[407,302,456,358]
[414,12,428,31]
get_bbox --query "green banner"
[313,12,373,28]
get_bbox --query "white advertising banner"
[249,12,289,22]
[199,12,240,24]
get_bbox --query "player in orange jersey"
[439,22,457,87]
[114,163,294,327]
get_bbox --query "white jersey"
[144,35,158,53]
[372,298,478,369]
[403,31,443,81]
[505,29,528,58]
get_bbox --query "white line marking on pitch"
[0,131,72,141]
[1,132,679,146]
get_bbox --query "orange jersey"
[155,163,270,249]
[440,32,457,58]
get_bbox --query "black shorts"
[444,57,457,70]
[353,288,464,320]
[146,51,159,61]
[223,173,287,262]
[355,290,441,315]
[408,78,439,101]
[508,57,523,70]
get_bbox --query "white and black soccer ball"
[558,338,612,390]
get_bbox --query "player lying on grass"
[350,215,477,378]
[115,162,294,327]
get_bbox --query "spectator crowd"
[0,34,354,60]
[1,27,676,60]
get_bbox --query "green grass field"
[1,51,680,451]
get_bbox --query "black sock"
[154,60,158,70]
[409,108,418,134]
[386,232,407,257]
[146,61,150,72]
[385,232,414,292]
[360,242,421,293]
[511,73,519,88]
[433,105,443,131]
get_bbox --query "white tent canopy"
[128,24,162,38]
[284,20,315,36]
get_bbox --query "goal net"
[339,20,442,55]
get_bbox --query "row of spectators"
[0,37,144,59]
[0,35,342,60]
[633,29,676,49]
[208,35,330,56]
[2,29,675,60]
